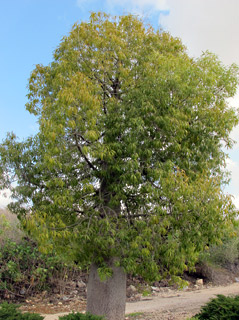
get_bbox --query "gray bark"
[86,260,126,320]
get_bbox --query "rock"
[196,279,203,286]
[235,277,239,282]
[134,294,141,300]
[70,290,79,295]
[20,287,26,295]
[151,286,160,292]
[126,285,137,297]
[163,287,171,293]
[41,290,47,297]
[77,280,86,288]
[128,285,137,292]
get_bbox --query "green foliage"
[0,12,238,283]
[0,209,23,246]
[0,214,9,238]
[0,302,43,320]
[194,294,239,319]
[59,312,104,320]
[0,239,78,298]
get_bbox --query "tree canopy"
[0,12,239,283]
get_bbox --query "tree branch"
[74,134,98,171]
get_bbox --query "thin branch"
[74,133,98,171]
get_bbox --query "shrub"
[0,239,80,298]
[199,223,239,270]
[0,302,43,320]
[59,312,104,320]
[195,294,239,319]
[202,239,239,268]
[0,209,23,245]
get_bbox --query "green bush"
[194,294,239,319]
[59,312,104,320]
[0,209,23,245]
[0,238,80,298]
[0,302,43,320]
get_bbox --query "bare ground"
[40,282,239,320]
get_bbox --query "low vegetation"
[189,294,239,320]
[0,302,43,320]
[1,207,239,301]
[0,302,104,320]
[0,210,83,300]
[0,209,23,245]
[0,238,81,300]
[59,312,104,319]
[191,224,239,285]
[200,234,239,270]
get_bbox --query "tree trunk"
[86,260,126,320]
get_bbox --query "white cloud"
[230,126,239,150]
[160,0,239,65]
[0,189,11,208]
[108,0,169,10]
[230,194,239,209]
[76,0,239,67]
[226,158,239,190]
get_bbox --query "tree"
[0,12,239,320]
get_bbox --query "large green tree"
[0,12,239,320]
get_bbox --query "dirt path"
[42,283,239,320]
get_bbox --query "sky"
[0,0,239,207]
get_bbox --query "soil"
[20,282,239,320]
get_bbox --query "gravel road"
[42,282,239,320]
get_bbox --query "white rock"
[77,280,86,288]
[151,286,160,292]
[127,285,137,293]
[196,279,203,286]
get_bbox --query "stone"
[128,285,137,291]
[196,279,203,286]
[126,284,137,297]
[20,287,26,295]
[70,290,79,295]
[151,286,160,292]
[77,280,86,288]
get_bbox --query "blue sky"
[1,0,239,206]
[0,0,168,141]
